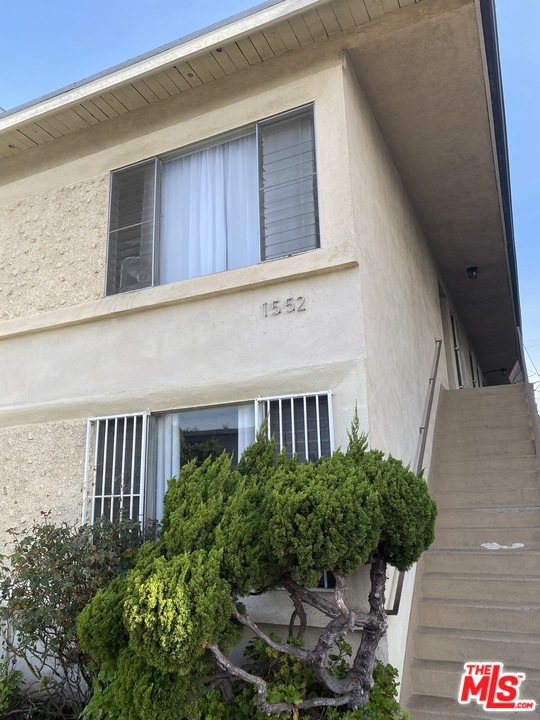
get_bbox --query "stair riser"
[444,386,528,398]
[406,704,535,720]
[411,666,540,702]
[435,414,533,434]
[434,440,535,461]
[432,526,540,549]
[433,456,538,477]
[431,470,540,491]
[422,551,540,575]
[418,603,540,634]
[415,633,539,667]
[438,406,531,425]
[441,391,527,406]
[422,577,540,604]
[434,487,540,509]
[411,666,468,699]
[434,425,534,447]
[435,507,540,529]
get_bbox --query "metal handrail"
[416,339,443,476]
[387,339,442,616]
[516,327,540,470]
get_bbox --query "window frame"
[105,104,320,296]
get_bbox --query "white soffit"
[0,0,419,157]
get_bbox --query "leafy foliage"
[0,516,148,716]
[0,665,24,716]
[78,427,436,718]
[194,639,411,719]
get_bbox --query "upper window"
[106,106,319,295]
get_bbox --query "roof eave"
[0,0,330,132]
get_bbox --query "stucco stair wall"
[403,384,540,720]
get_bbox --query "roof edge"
[0,0,331,132]
[479,0,521,331]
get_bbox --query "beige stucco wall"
[0,49,369,430]
[0,419,86,550]
[0,176,108,320]
[339,56,452,676]
[342,54,449,468]
[0,41,461,681]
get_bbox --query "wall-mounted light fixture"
[467,266,478,279]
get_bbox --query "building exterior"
[0,0,530,704]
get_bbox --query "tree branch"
[282,575,374,630]
[207,642,353,714]
[348,551,388,709]
[282,576,339,618]
[288,593,307,641]
[232,607,311,663]
[307,573,358,694]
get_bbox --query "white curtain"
[154,405,255,521]
[155,413,181,521]
[237,404,255,462]
[160,134,259,283]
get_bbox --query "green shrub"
[0,516,148,717]
[0,665,24,716]
[78,426,436,718]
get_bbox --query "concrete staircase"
[404,384,540,719]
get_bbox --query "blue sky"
[1,0,538,394]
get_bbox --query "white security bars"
[82,413,149,525]
[84,393,332,526]
[256,391,333,462]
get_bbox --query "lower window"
[84,392,332,525]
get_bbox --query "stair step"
[421,572,540,604]
[434,424,534,447]
[435,506,540,529]
[409,659,472,699]
[441,387,527,405]
[403,386,540,718]
[414,627,540,667]
[434,486,540,509]
[434,439,535,461]
[431,469,540,492]
[432,525,540,549]
[433,455,538,478]
[405,693,537,720]
[435,412,533,434]
[409,659,540,701]
[443,385,527,399]
[422,548,540,576]
[439,397,529,417]
[418,597,540,634]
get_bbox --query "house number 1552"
[262,296,306,317]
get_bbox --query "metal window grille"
[83,413,149,524]
[256,391,333,462]
[256,392,334,589]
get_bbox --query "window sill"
[0,249,358,340]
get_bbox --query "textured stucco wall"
[343,55,448,468]
[0,175,108,321]
[341,56,445,679]
[0,420,86,550]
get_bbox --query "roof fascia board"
[0,0,333,134]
